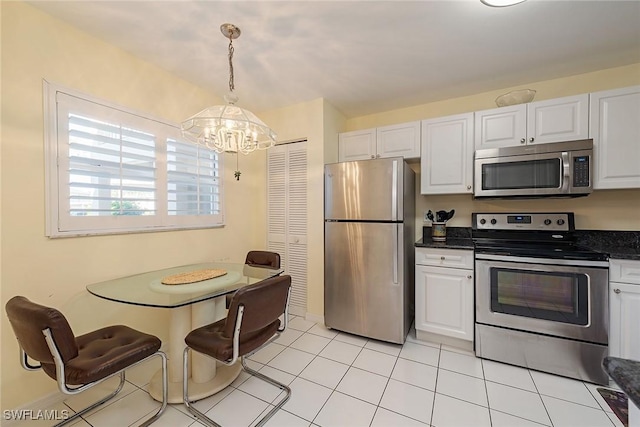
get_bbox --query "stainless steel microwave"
[474,139,593,199]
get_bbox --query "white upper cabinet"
[338,128,376,162]
[474,94,589,149]
[589,85,640,189]
[421,113,474,194]
[376,121,421,159]
[474,104,527,149]
[338,121,420,162]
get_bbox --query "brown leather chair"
[5,296,168,426]
[183,275,292,427]
[226,250,281,308]
[245,250,281,269]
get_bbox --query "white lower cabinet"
[415,248,474,346]
[609,259,640,361]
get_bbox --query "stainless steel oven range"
[473,212,610,385]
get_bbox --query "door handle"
[392,224,398,284]
[391,160,398,221]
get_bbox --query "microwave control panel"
[573,156,590,187]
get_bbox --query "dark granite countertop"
[415,237,475,250]
[575,230,640,261]
[603,356,640,408]
[415,227,640,261]
[416,226,474,250]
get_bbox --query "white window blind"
[45,82,224,237]
[166,138,221,217]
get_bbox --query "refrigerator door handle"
[393,224,398,284]
[391,160,398,221]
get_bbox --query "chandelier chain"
[228,38,235,93]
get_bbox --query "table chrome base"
[149,361,241,403]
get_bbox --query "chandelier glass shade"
[181,23,277,155]
[181,94,277,154]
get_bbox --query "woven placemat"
[161,269,227,285]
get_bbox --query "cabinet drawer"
[415,247,473,269]
[610,259,640,284]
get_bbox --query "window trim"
[44,80,225,238]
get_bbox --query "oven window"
[482,158,561,190]
[490,268,588,325]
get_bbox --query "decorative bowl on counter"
[495,89,536,107]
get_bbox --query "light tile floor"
[7,316,626,427]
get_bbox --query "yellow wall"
[347,63,640,129]
[344,64,640,235]
[1,2,268,409]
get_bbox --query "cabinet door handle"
[520,138,526,144]
[467,275,472,279]
[529,137,535,143]
[440,256,445,260]
[370,155,375,159]
[614,288,621,294]
[467,185,472,190]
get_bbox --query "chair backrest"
[224,275,291,338]
[5,296,79,365]
[245,251,281,269]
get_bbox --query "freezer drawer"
[324,158,404,221]
[324,221,408,343]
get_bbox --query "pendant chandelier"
[181,23,277,179]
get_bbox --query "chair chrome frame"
[18,327,168,427]
[182,288,291,427]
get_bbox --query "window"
[45,82,224,237]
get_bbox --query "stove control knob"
[544,219,552,225]
[490,219,497,225]
[479,219,486,225]
[557,219,565,226]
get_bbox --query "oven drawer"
[416,248,473,269]
[610,259,640,284]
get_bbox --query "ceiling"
[27,0,640,118]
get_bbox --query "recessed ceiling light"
[481,0,527,7]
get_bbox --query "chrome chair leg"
[53,373,126,427]
[183,347,221,427]
[241,357,291,427]
[182,348,291,427]
[53,351,168,427]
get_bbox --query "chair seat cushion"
[186,318,280,362]
[42,325,161,385]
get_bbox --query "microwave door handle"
[561,152,570,191]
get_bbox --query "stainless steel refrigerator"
[324,157,415,344]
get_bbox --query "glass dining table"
[86,262,283,403]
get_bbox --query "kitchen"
[2,1,640,426]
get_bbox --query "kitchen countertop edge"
[415,237,475,250]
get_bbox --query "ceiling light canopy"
[181,23,276,179]
[480,0,527,7]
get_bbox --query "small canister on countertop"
[432,222,447,242]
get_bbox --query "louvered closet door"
[267,141,308,316]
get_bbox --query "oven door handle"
[475,253,609,268]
